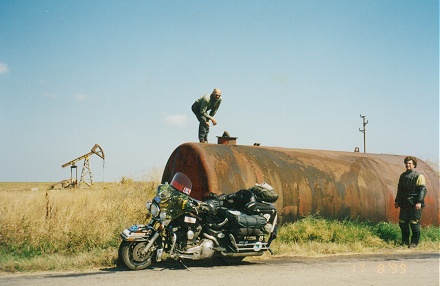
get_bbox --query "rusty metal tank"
[162,142,439,226]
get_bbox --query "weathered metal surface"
[162,143,439,226]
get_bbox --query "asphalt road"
[0,252,438,286]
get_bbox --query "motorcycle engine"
[198,239,215,259]
[182,239,215,259]
[174,224,216,260]
[175,224,202,248]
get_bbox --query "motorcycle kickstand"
[179,259,190,271]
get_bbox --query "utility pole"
[359,114,368,153]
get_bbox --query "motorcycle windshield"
[170,172,192,195]
[156,184,194,220]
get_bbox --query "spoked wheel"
[118,241,156,270]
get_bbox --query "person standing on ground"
[191,88,222,143]
[394,156,427,248]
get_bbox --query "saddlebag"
[228,210,267,236]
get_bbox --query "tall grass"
[0,181,438,273]
[0,180,157,272]
[268,217,439,257]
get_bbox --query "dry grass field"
[0,180,157,272]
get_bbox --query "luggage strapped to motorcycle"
[249,184,279,203]
[227,210,267,236]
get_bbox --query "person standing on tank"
[394,156,427,248]
[191,88,222,143]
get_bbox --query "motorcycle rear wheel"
[118,241,156,270]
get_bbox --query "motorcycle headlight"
[150,203,160,217]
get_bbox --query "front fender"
[120,225,152,241]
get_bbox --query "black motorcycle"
[118,172,278,270]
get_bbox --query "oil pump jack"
[51,144,105,189]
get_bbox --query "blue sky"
[1,1,438,182]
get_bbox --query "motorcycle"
[118,172,279,270]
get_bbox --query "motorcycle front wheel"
[118,241,156,270]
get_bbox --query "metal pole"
[359,115,368,153]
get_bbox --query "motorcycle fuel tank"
[162,143,439,226]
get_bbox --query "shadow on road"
[100,257,255,273]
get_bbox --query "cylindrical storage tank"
[162,143,439,226]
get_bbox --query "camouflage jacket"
[193,94,222,120]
